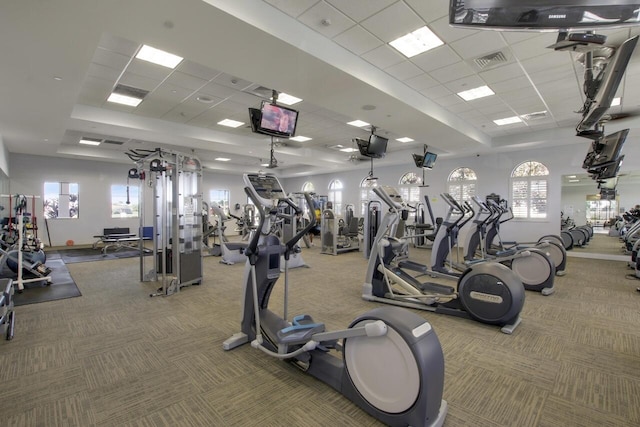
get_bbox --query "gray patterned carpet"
[1,233,639,426]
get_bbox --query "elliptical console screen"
[244,174,286,205]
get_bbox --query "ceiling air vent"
[473,51,509,70]
[103,139,125,145]
[112,84,149,99]
[521,111,548,121]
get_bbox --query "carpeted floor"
[1,233,639,426]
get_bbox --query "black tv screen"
[258,101,298,138]
[423,152,437,169]
[593,155,624,180]
[248,108,261,133]
[367,134,388,158]
[582,137,606,169]
[600,188,617,200]
[589,128,629,170]
[577,35,638,132]
[450,1,640,30]
[412,154,424,168]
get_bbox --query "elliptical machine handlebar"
[243,186,317,262]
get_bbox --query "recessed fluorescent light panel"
[611,97,621,106]
[569,179,580,183]
[347,120,370,127]
[107,93,143,107]
[494,116,523,126]
[135,45,183,69]
[217,119,244,128]
[276,93,303,105]
[107,84,148,107]
[389,26,443,58]
[79,138,101,146]
[215,157,230,161]
[261,162,270,167]
[396,137,414,143]
[457,85,495,101]
[289,136,312,142]
[340,147,358,153]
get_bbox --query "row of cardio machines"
[223,173,448,427]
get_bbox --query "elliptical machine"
[224,174,448,427]
[363,185,525,334]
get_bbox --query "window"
[210,189,230,215]
[44,182,78,219]
[328,179,343,214]
[398,172,422,204]
[360,176,378,216]
[511,161,549,219]
[302,182,315,193]
[447,167,477,204]
[111,185,139,218]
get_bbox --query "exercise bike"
[363,186,525,334]
[223,173,448,427]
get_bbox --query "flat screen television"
[367,134,388,158]
[598,176,618,189]
[576,35,638,132]
[589,128,629,169]
[592,155,624,180]
[257,101,299,138]
[412,154,424,168]
[248,108,261,133]
[423,152,437,169]
[450,1,640,30]
[582,137,605,169]
[600,188,617,200]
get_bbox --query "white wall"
[7,137,640,246]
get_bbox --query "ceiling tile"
[411,45,461,72]
[92,48,131,71]
[77,76,113,106]
[333,25,383,55]
[420,84,452,99]
[361,44,405,69]
[119,72,162,92]
[510,33,558,61]
[298,1,356,38]
[405,0,449,23]
[360,1,424,43]
[325,0,395,22]
[479,63,527,85]
[200,82,237,99]
[98,33,139,56]
[435,94,464,108]
[443,75,485,94]
[263,0,318,18]
[86,63,121,82]
[405,73,438,91]
[385,60,424,81]
[163,71,208,91]
[212,73,254,91]
[127,59,174,82]
[429,61,475,84]
[450,31,507,60]
[491,76,532,94]
[521,51,575,76]
[178,60,222,81]
[430,15,477,44]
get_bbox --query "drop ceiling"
[1,0,640,177]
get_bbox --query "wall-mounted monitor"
[412,154,424,168]
[592,155,624,180]
[450,1,640,31]
[253,101,299,138]
[367,134,388,158]
[576,35,638,132]
[422,152,437,169]
[600,188,617,200]
[589,128,629,170]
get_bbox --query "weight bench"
[93,227,151,254]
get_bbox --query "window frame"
[43,181,79,219]
[510,161,549,220]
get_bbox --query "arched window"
[511,161,549,219]
[360,176,378,215]
[302,181,315,193]
[398,172,422,204]
[447,167,477,204]
[328,179,343,214]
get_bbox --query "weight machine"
[127,149,203,297]
[0,194,51,292]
